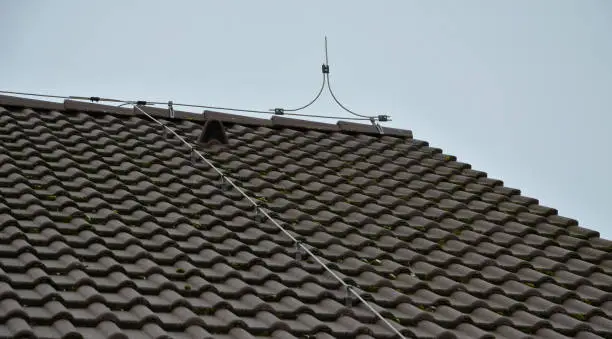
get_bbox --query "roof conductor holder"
[345,285,353,307]
[295,242,304,261]
[370,117,384,135]
[219,174,231,191]
[168,101,175,118]
[254,206,267,223]
[190,148,198,164]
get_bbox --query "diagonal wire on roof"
[130,103,408,339]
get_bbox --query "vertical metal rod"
[324,36,329,65]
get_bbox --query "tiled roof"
[1,94,611,339]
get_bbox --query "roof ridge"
[0,94,413,138]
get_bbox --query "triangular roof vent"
[198,120,229,145]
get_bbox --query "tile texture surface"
[0,95,611,339]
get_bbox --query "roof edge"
[64,99,135,116]
[272,115,340,132]
[132,105,206,121]
[337,121,413,138]
[203,110,273,126]
[1,94,413,138]
[0,94,64,111]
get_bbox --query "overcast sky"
[1,1,611,239]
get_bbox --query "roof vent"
[198,120,229,145]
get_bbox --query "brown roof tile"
[0,95,610,338]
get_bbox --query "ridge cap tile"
[271,115,340,132]
[337,121,383,135]
[63,99,135,116]
[133,105,204,122]
[203,110,273,126]
[1,94,414,137]
[0,94,65,111]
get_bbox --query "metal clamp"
[254,206,267,222]
[322,64,330,74]
[191,149,198,164]
[219,175,231,191]
[168,101,175,118]
[345,285,353,307]
[370,117,384,135]
[295,242,304,261]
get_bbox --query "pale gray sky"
[1,1,611,239]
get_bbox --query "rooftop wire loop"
[129,102,407,339]
[270,37,391,133]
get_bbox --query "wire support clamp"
[190,149,198,164]
[345,285,353,307]
[162,124,169,139]
[254,206,267,223]
[295,242,305,261]
[219,175,231,191]
[370,117,385,135]
[168,101,175,118]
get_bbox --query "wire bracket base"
[345,285,353,306]
[295,242,304,261]
[370,117,385,134]
[168,101,175,118]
